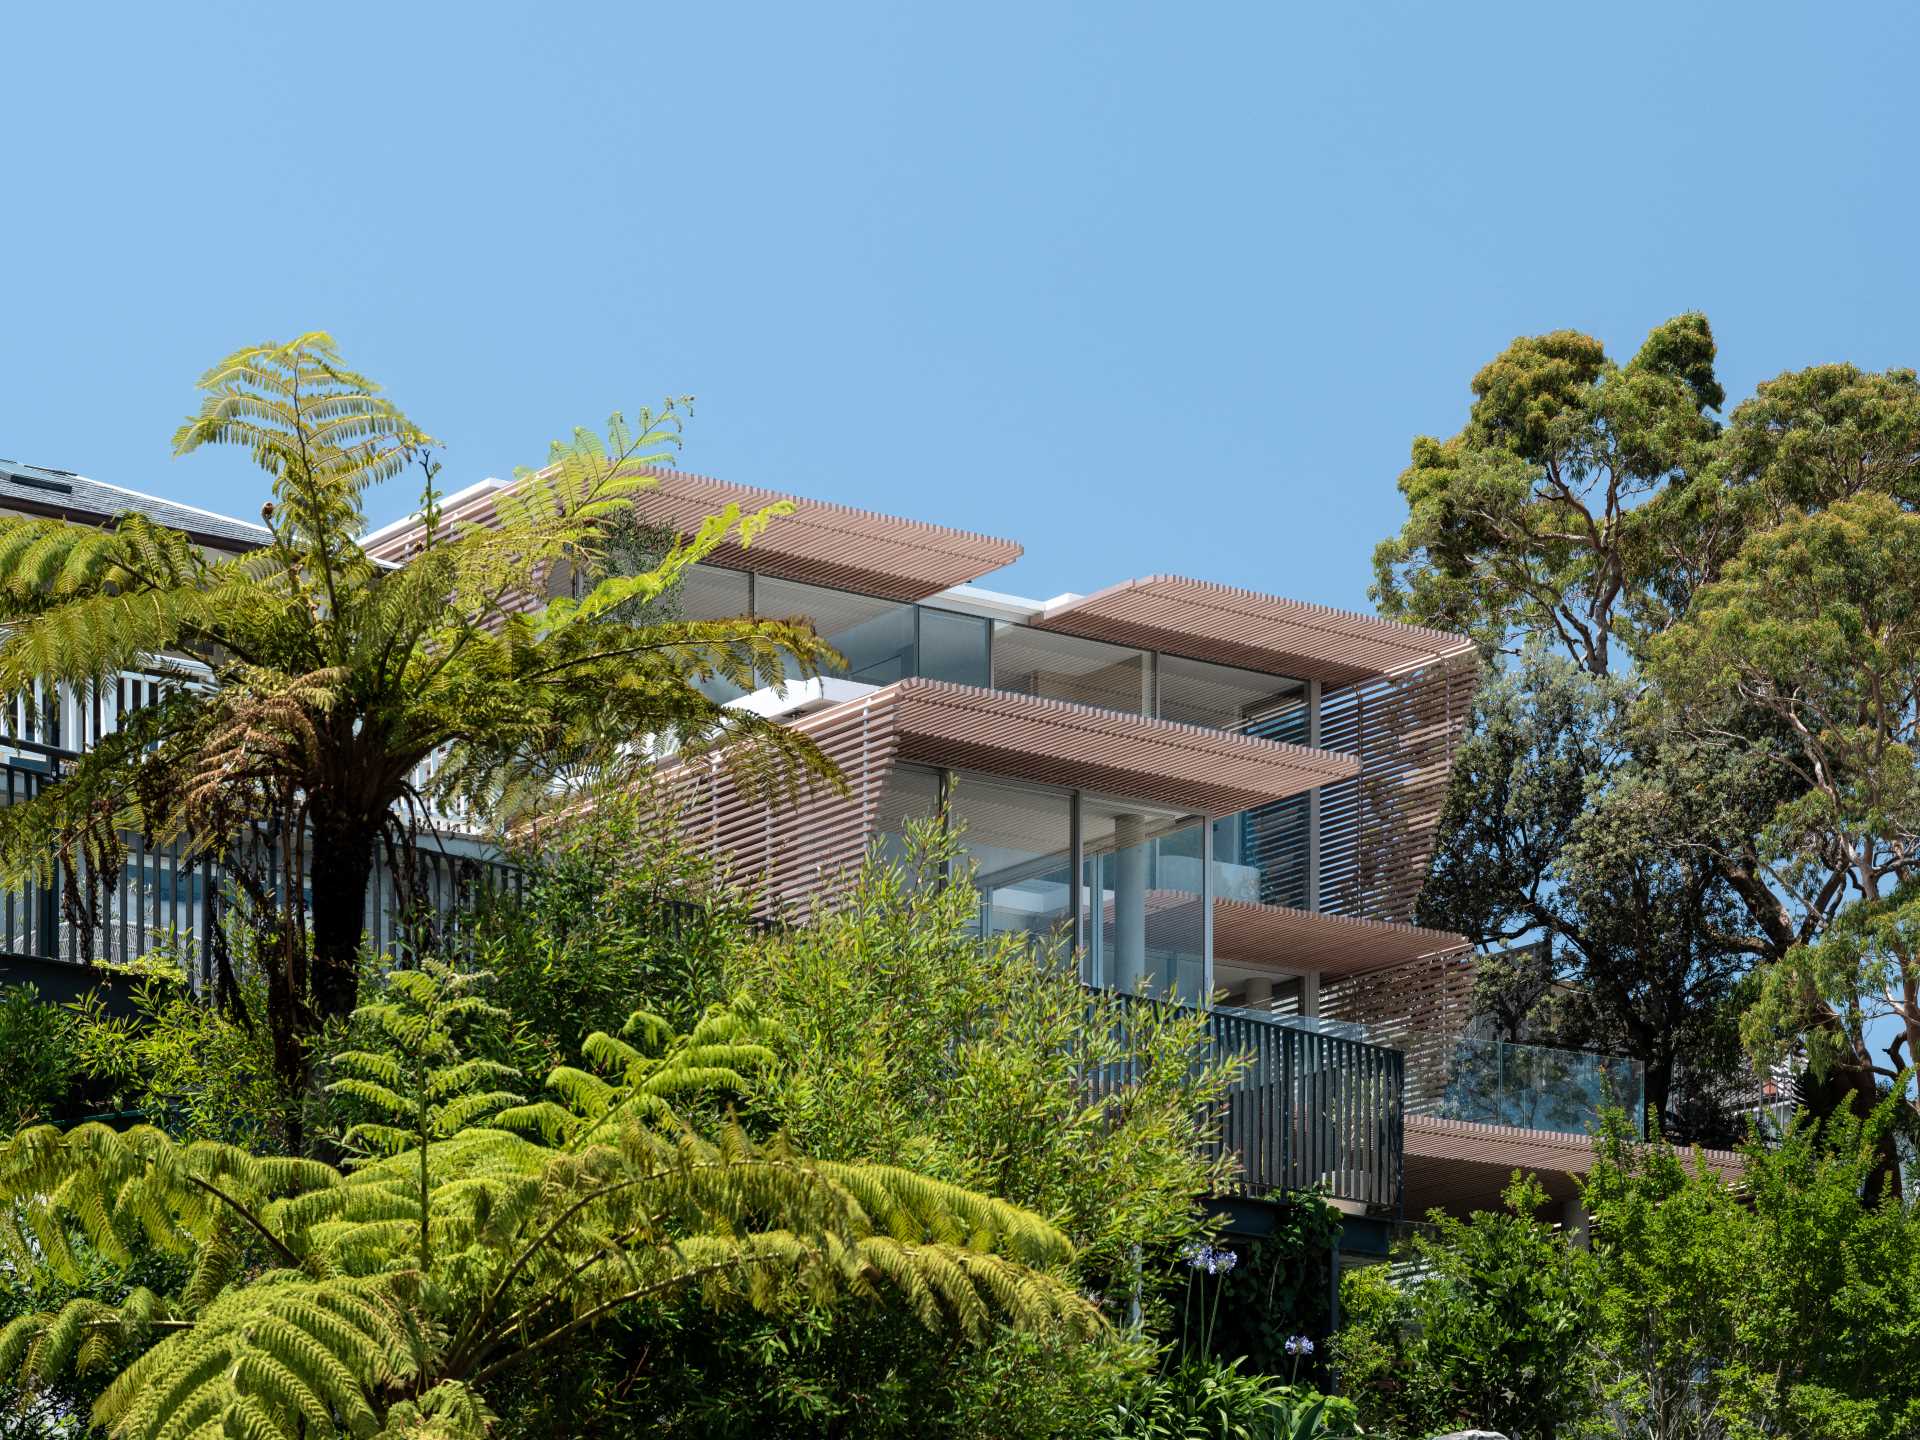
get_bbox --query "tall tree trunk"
[309,804,378,1024]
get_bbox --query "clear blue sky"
[4,2,1916,609]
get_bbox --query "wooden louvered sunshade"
[666,678,1360,921]
[367,467,1022,603]
[1029,575,1475,686]
[1211,899,1467,976]
[1404,1116,1742,1216]
[881,679,1356,816]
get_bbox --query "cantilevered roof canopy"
[1029,576,1474,686]
[1210,899,1468,976]
[368,467,1022,603]
[877,679,1357,817]
[1404,1116,1742,1215]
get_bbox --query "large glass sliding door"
[872,765,1213,1004]
[1079,795,1207,1003]
[945,775,1076,944]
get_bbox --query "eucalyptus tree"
[0,335,836,1094]
[1376,318,1920,1135]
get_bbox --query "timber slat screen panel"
[1316,650,1478,925]
[1096,992,1405,1214]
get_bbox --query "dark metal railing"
[1095,992,1404,1214]
[0,733,520,986]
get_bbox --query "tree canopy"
[1379,314,1920,1139]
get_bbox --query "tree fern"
[0,965,1098,1438]
[0,335,842,1106]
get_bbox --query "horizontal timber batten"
[368,466,1022,603]
[1211,899,1468,976]
[1029,575,1475,686]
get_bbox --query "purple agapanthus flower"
[1284,1334,1316,1357]
[1181,1243,1240,1276]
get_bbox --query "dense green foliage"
[1335,1175,1596,1440]
[1100,1357,1361,1440]
[1583,1110,1920,1440]
[1646,493,1920,1128]
[1338,1110,1920,1440]
[1377,317,1920,1134]
[0,986,81,1131]
[470,810,1257,1437]
[0,963,1096,1439]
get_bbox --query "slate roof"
[0,458,270,550]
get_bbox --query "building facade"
[369,466,1697,1225]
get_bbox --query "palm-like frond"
[0,966,1098,1437]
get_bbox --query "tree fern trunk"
[309,806,377,1023]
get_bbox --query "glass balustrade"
[1420,1034,1646,1137]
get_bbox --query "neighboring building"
[369,467,1729,1231]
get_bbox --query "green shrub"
[1102,1355,1362,1439]
[0,983,80,1129]
[1583,1107,1920,1440]
[66,939,299,1149]
[1333,1175,1596,1440]
[477,790,755,1075]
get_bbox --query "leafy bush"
[478,790,756,1071]
[1334,1174,1596,1440]
[477,816,1242,1436]
[66,942,299,1150]
[0,984,80,1129]
[1583,1107,1920,1440]
[1102,1355,1362,1439]
[0,963,1097,1438]
[735,822,1238,1292]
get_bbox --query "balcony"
[1409,1033,1645,1138]
[1097,994,1404,1214]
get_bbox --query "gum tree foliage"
[1376,316,1920,1130]
[1646,493,1920,1130]
[0,963,1096,1440]
[0,335,837,1104]
[1418,651,1752,1138]
[1582,1108,1920,1440]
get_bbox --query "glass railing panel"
[1421,1035,1645,1137]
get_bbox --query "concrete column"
[1242,975,1274,1011]
[1113,814,1148,993]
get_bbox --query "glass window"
[872,763,944,878]
[1156,654,1306,733]
[662,562,752,623]
[991,625,1150,717]
[917,607,991,687]
[1079,793,1207,1003]
[947,775,1074,947]
[757,576,917,686]
[651,563,754,702]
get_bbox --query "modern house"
[0,454,1717,1235]
[366,468,1704,1231]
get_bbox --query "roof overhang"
[369,467,1022,603]
[836,678,1357,817]
[1404,1115,1743,1215]
[1028,575,1474,685]
[1211,901,1468,976]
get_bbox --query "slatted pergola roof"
[1028,575,1474,685]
